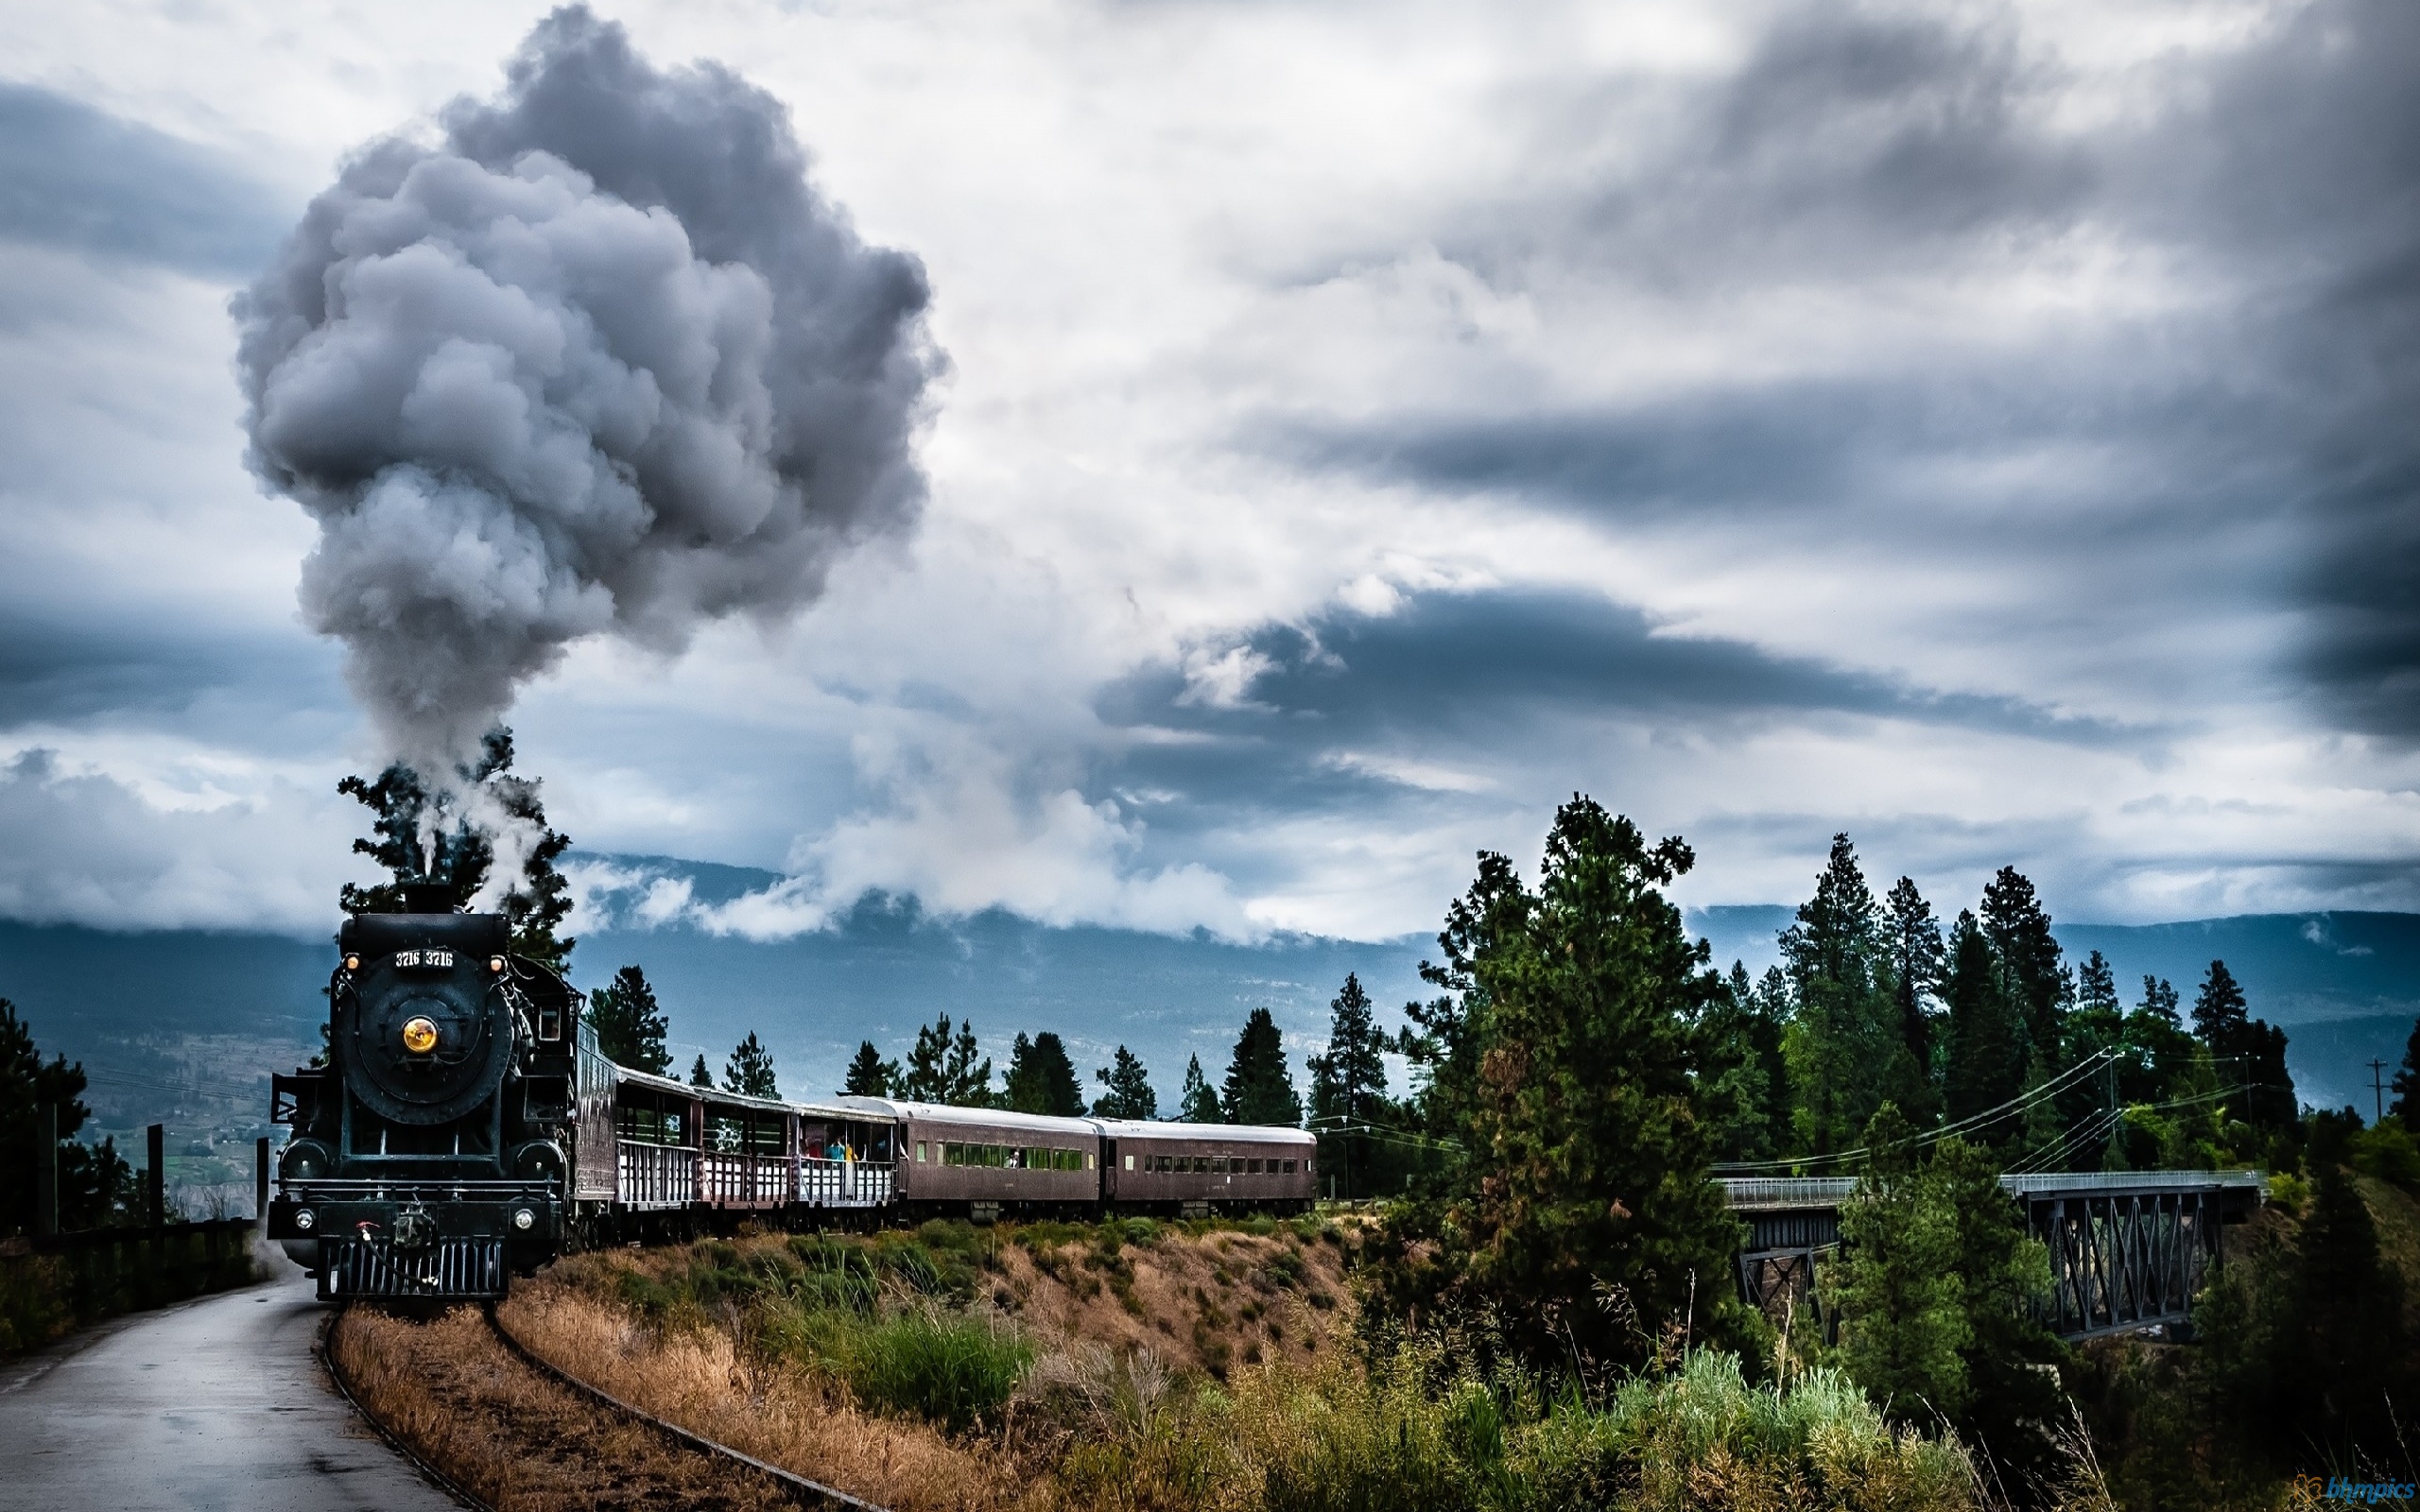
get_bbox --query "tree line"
[1703,833,2298,1176]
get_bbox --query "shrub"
[838,1307,1033,1434]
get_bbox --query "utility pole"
[2372,1059,2391,1125]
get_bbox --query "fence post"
[255,1137,270,1224]
[146,1123,164,1229]
[35,1102,58,1237]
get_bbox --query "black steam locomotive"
[268,898,1317,1302]
[265,892,579,1299]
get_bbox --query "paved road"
[0,1258,461,1511]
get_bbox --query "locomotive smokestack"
[233,6,940,772]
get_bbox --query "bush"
[830,1307,1033,1434]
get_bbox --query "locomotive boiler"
[265,890,579,1300]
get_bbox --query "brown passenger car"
[838,1098,1100,1218]
[1092,1118,1316,1215]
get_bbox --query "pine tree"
[1942,910,2023,1137]
[1781,834,1896,1153]
[1306,973,1392,1197]
[945,1019,994,1106]
[843,1040,898,1097]
[1825,1104,1969,1420]
[2191,959,2250,1053]
[1928,1135,2062,1466]
[1176,1054,1221,1123]
[723,1032,777,1098]
[1003,1031,1085,1116]
[895,1012,993,1105]
[1979,868,2066,1066]
[337,727,575,969]
[2,997,136,1232]
[688,1054,713,1089]
[1370,796,1753,1374]
[1703,964,1780,1164]
[1221,1007,1303,1126]
[1092,1046,1158,1119]
[1879,876,1945,1084]
[585,965,670,1074]
[2392,1018,2420,1134]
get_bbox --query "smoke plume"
[235,7,939,767]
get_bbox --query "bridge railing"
[1720,1170,2265,1210]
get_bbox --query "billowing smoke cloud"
[234,7,938,767]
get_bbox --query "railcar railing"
[617,1141,696,1210]
[799,1158,890,1208]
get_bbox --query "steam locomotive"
[267,900,1316,1301]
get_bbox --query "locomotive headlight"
[490,955,505,973]
[512,1208,535,1230]
[400,1016,440,1055]
[294,1209,316,1231]
[343,954,360,972]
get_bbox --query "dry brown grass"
[330,1304,793,1511]
[987,1226,1354,1378]
[499,1282,1035,1512]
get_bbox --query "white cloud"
[0,746,369,933]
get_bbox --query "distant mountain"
[3,857,2415,1149]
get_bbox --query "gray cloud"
[0,82,287,276]
[234,7,940,766]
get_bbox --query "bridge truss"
[1720,1170,2265,1344]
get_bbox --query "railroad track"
[320,1302,886,1511]
[482,1306,884,1511]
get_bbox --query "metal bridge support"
[2029,1187,2217,1340]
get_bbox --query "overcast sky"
[3,0,2418,943]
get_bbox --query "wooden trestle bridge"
[1720,1170,2267,1342]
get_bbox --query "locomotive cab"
[267,898,578,1300]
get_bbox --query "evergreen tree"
[843,1040,898,1097]
[2055,950,2127,1170]
[2392,1018,2420,1134]
[1306,973,1392,1197]
[1929,1135,2063,1469]
[2121,976,2195,1105]
[585,964,670,1075]
[1003,1031,1085,1116]
[688,1054,713,1089]
[723,1032,777,1098]
[1703,964,1782,1164]
[1092,1046,1158,1120]
[898,1013,994,1105]
[1825,1104,1968,1420]
[1369,797,1752,1374]
[2,998,136,1233]
[1879,877,1945,1110]
[337,728,575,968]
[1942,910,2023,1137]
[2191,959,2250,1053]
[1979,867,2066,1065]
[1176,1054,1221,1123]
[1780,835,1897,1153]
[1222,1007,1303,1126]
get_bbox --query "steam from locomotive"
[234,6,940,770]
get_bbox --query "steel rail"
[483,1304,888,1511]
[317,1308,494,1512]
